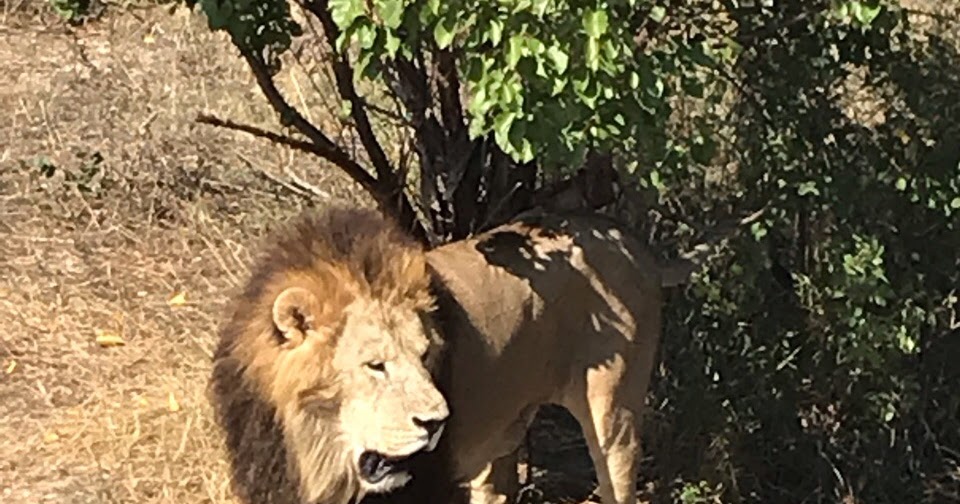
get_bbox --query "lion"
[210,206,689,504]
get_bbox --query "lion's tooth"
[426,424,444,452]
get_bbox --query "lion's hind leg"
[559,351,650,504]
[465,404,539,504]
[466,448,520,504]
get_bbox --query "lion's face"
[331,295,449,492]
[267,281,449,498]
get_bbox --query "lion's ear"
[272,287,321,346]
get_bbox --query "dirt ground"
[0,4,610,503]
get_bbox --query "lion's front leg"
[466,449,520,504]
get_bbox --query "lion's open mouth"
[358,451,417,484]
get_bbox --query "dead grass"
[0,5,596,503]
[0,3,366,503]
[0,3,648,504]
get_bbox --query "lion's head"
[211,208,449,504]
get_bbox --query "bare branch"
[659,207,768,288]
[436,49,465,134]
[195,112,377,192]
[299,0,396,186]
[239,53,384,189]
[235,153,315,199]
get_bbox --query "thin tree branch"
[235,152,315,199]
[299,0,396,187]
[436,49,465,134]
[363,98,414,127]
[238,52,382,191]
[195,112,377,191]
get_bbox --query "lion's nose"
[412,416,445,439]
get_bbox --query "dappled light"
[2,1,958,503]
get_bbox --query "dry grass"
[0,5,597,503]
[0,3,650,503]
[0,3,366,503]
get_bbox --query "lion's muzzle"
[413,416,446,450]
[358,450,415,485]
[357,415,446,488]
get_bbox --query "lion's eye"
[364,361,386,373]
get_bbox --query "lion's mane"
[209,207,453,504]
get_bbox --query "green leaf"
[550,75,567,95]
[339,99,353,119]
[378,0,405,29]
[330,0,365,29]
[383,30,401,57]
[507,34,524,68]
[951,197,960,209]
[649,5,666,23]
[650,170,663,190]
[434,16,457,48]
[852,1,883,26]
[531,0,551,17]
[586,37,600,71]
[750,221,768,240]
[798,181,820,197]
[582,9,608,39]
[895,177,907,191]
[546,45,569,74]
[493,110,518,152]
[488,18,504,46]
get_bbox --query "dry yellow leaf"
[167,391,181,412]
[167,292,187,306]
[95,329,125,347]
[5,360,15,374]
[136,396,149,408]
[43,431,60,443]
[143,34,156,44]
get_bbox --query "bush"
[183,0,960,501]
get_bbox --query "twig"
[282,167,332,200]
[197,113,315,155]
[299,0,396,185]
[234,153,311,199]
[679,206,767,262]
[137,110,159,135]
[195,112,376,190]
[237,53,380,194]
[225,10,427,242]
[363,98,414,127]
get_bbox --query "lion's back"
[425,211,663,479]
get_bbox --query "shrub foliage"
[90,0,958,501]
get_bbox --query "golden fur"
[210,208,448,504]
[211,206,675,504]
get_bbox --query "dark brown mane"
[209,206,438,504]
[245,206,426,307]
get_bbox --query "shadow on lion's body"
[210,206,671,504]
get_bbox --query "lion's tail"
[658,258,698,288]
[657,208,766,288]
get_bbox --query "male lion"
[210,206,688,504]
